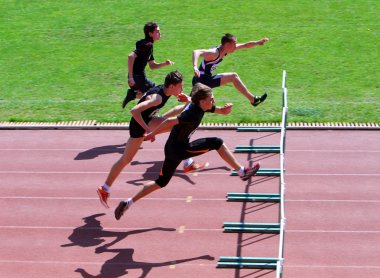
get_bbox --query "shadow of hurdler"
[61,213,176,249]
[74,143,126,160]
[75,248,214,278]
[61,213,106,247]
[61,214,213,278]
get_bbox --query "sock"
[183,158,194,167]
[102,184,110,193]
[124,198,133,207]
[238,166,245,176]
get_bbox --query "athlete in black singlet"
[122,22,174,108]
[97,71,188,209]
[192,33,269,107]
[114,83,261,220]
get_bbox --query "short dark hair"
[164,70,183,87]
[191,83,212,105]
[144,22,158,38]
[221,33,236,45]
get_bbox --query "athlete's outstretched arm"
[148,59,174,70]
[236,38,269,50]
[214,103,233,115]
[145,117,179,142]
[162,104,187,118]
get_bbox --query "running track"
[0,129,379,278]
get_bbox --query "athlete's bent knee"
[211,137,224,150]
[155,177,170,188]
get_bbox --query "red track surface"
[0,129,379,278]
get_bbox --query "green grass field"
[1,0,379,123]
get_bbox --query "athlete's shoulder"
[182,103,203,118]
[144,85,162,96]
[135,38,153,52]
[202,46,222,61]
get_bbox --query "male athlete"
[114,83,261,220]
[192,33,269,107]
[122,22,174,108]
[98,71,200,208]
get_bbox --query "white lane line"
[286,265,380,269]
[286,230,380,233]
[0,259,215,266]
[0,171,379,176]
[0,259,378,269]
[0,226,223,231]
[0,197,225,201]
[1,197,379,203]
[286,200,380,203]
[0,226,378,233]
[1,149,379,152]
[287,150,380,153]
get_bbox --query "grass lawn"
[0,0,379,123]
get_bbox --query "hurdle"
[218,71,287,277]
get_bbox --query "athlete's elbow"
[130,108,139,117]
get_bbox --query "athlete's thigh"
[218,72,237,86]
[193,75,221,88]
[148,116,167,133]
[129,118,146,138]
[134,74,155,93]
[155,158,182,187]
[122,136,144,160]
[184,137,223,158]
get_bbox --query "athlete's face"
[224,39,237,53]
[150,27,161,41]
[171,82,183,96]
[201,94,215,110]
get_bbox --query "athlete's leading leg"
[216,142,261,181]
[104,137,145,186]
[115,158,181,220]
[219,72,255,103]
[216,143,242,171]
[98,136,144,208]
[219,73,267,106]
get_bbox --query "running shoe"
[122,88,137,108]
[252,92,267,107]
[183,162,209,174]
[97,186,110,208]
[240,162,261,181]
[114,201,128,220]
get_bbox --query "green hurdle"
[217,256,279,269]
[234,145,280,153]
[227,192,280,202]
[237,127,281,132]
[230,168,281,177]
[224,222,281,234]
[219,71,287,276]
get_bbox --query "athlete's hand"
[221,103,233,115]
[128,77,135,87]
[194,68,200,78]
[257,38,269,45]
[177,93,191,103]
[166,60,174,66]
[144,132,156,142]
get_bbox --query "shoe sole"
[96,189,110,209]
[183,162,209,174]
